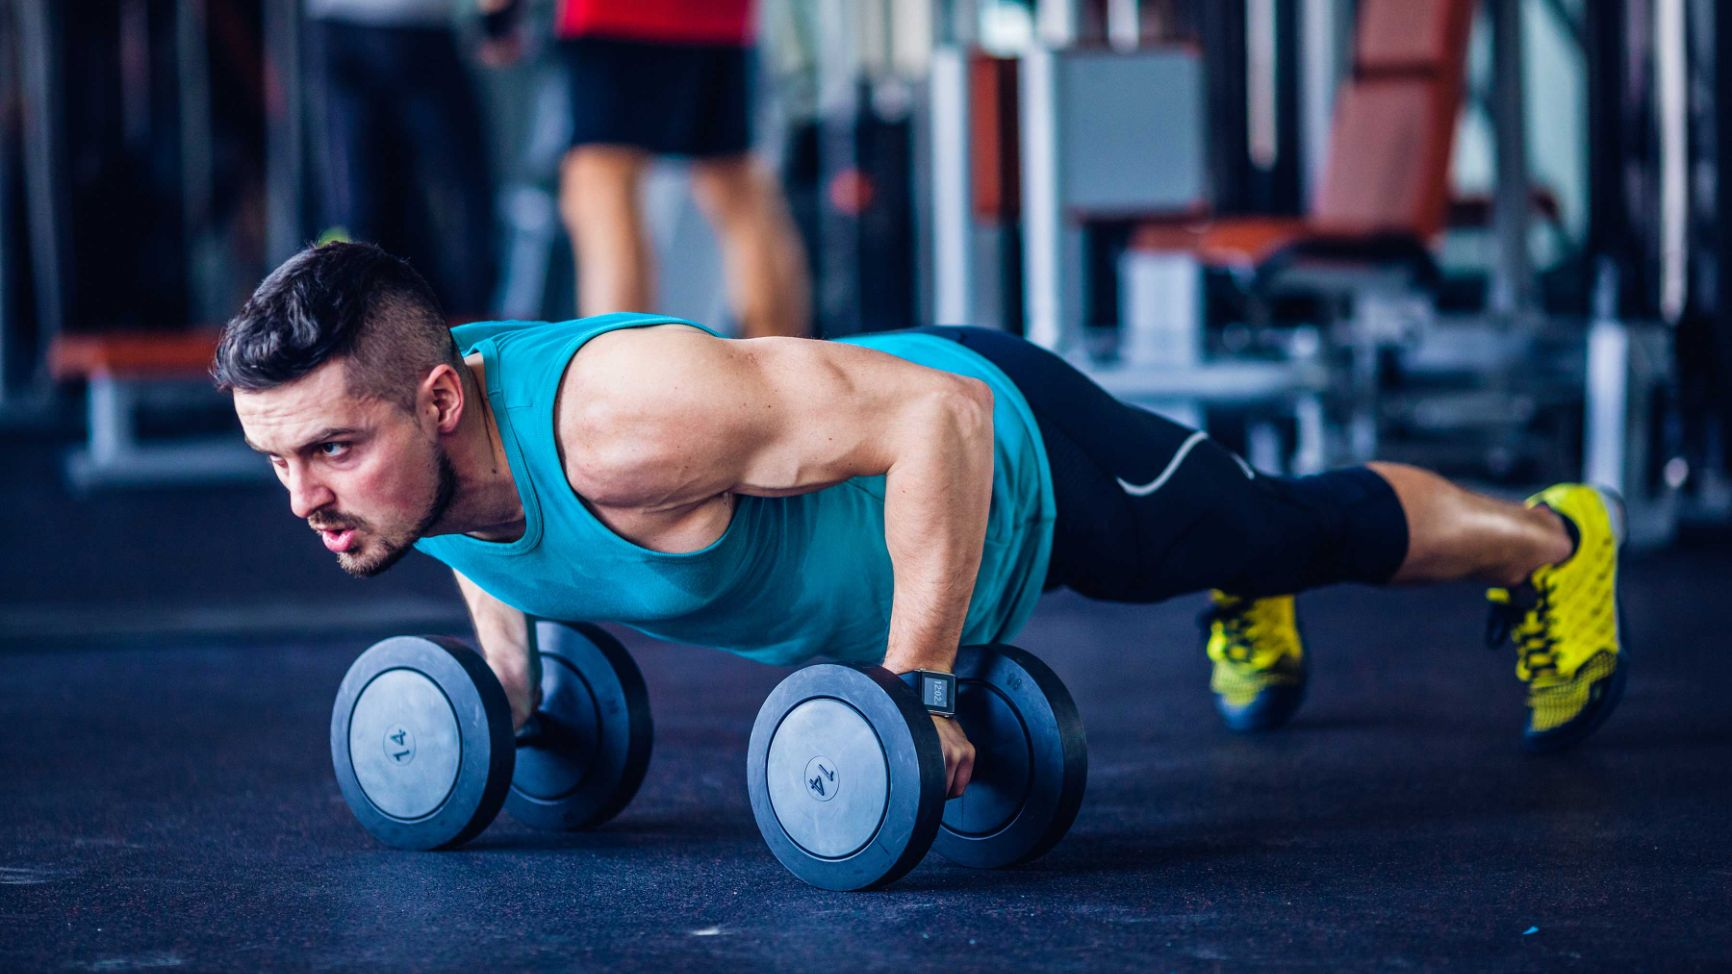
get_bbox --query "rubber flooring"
[3,542,1730,971]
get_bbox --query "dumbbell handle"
[514,712,578,750]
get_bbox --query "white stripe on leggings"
[1115,430,1254,497]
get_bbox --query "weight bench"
[48,330,270,488]
[1121,0,1475,464]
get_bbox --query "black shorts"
[559,36,753,157]
[914,327,1410,602]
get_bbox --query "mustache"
[309,512,365,532]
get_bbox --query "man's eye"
[319,442,350,458]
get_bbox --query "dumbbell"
[747,644,1087,891]
[330,620,653,849]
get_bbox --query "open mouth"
[319,528,357,553]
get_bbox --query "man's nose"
[287,467,335,520]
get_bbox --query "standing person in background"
[305,0,497,316]
[481,0,811,337]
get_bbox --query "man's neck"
[433,356,527,543]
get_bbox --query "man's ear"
[423,363,466,435]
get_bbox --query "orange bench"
[1132,0,1473,287]
[48,330,268,487]
[49,330,223,380]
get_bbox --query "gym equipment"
[749,662,945,890]
[330,622,653,849]
[330,635,515,850]
[932,645,1088,869]
[505,621,654,831]
[747,644,1087,890]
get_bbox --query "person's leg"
[557,36,673,316]
[690,154,812,338]
[394,27,498,316]
[560,145,654,316]
[912,326,1404,600]
[1368,462,1573,585]
[679,41,808,337]
[307,21,382,241]
[914,326,1624,749]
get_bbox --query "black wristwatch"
[898,669,957,719]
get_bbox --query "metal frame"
[1488,0,1534,319]
[929,46,975,325]
[67,376,271,489]
[1297,0,1346,201]
[1017,43,1064,349]
[14,0,67,406]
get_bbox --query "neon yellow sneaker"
[1202,591,1306,732]
[1485,484,1628,753]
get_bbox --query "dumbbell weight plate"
[933,644,1088,869]
[330,636,515,850]
[505,621,653,831]
[747,664,947,891]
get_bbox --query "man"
[217,244,1626,800]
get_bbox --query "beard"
[327,448,458,579]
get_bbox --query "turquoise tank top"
[414,313,1055,666]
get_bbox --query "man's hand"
[933,715,975,799]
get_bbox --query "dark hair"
[212,241,460,410]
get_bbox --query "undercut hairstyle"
[212,241,461,411]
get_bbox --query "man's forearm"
[880,382,995,674]
[453,571,540,723]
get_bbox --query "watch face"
[921,673,956,715]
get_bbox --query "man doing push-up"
[217,243,1627,798]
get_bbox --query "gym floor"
[5,438,1731,971]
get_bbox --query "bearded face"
[234,359,458,578]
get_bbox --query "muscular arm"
[453,569,540,729]
[562,327,996,674]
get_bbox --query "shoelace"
[1485,581,1561,679]
[1199,603,1259,664]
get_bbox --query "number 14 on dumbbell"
[329,621,653,850]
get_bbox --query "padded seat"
[1130,0,1474,288]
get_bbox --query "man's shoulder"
[560,321,721,391]
[553,324,738,497]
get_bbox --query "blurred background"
[2,0,1730,645]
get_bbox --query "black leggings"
[916,327,1410,602]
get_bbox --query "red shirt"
[557,0,755,45]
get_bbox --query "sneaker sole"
[1218,679,1307,733]
[1523,652,1627,753]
